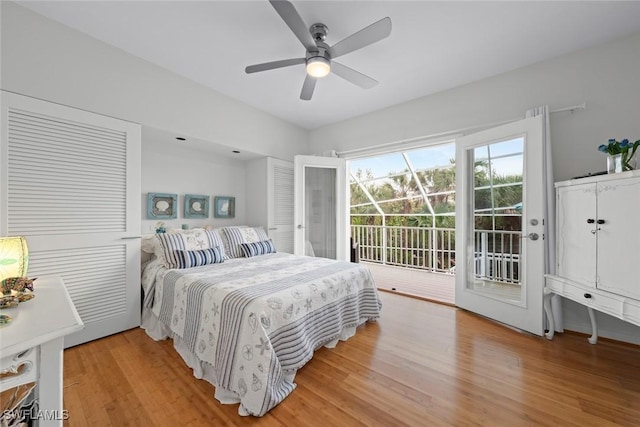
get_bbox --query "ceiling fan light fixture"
[306,56,330,78]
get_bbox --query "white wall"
[141,136,247,234]
[311,32,640,183]
[0,1,307,243]
[310,31,640,344]
[0,2,308,161]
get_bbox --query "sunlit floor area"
[363,261,455,304]
[472,279,522,302]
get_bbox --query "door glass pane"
[305,166,337,259]
[468,137,524,303]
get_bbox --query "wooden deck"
[363,262,455,304]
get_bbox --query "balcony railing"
[351,224,521,283]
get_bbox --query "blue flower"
[600,138,640,171]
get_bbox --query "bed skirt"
[141,307,364,415]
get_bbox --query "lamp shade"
[306,56,331,78]
[0,236,29,281]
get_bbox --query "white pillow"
[220,226,269,258]
[141,235,158,254]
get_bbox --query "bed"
[140,226,381,417]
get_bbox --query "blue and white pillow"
[220,226,269,258]
[239,239,277,258]
[174,247,224,268]
[156,228,226,268]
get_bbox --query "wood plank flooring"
[62,291,640,426]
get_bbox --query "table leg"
[543,287,554,340]
[39,337,66,426]
[586,306,598,345]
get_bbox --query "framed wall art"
[213,196,235,218]
[147,192,177,219]
[184,194,209,219]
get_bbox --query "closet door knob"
[597,219,605,224]
[586,219,595,224]
[584,293,592,299]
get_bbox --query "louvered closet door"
[0,91,141,347]
[268,157,294,253]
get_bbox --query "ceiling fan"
[245,0,392,100]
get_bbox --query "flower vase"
[607,154,622,174]
[608,153,637,173]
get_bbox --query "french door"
[455,116,545,336]
[293,155,348,261]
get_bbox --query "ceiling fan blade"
[245,58,305,74]
[269,0,317,52]
[331,62,378,89]
[300,75,317,100]
[328,17,392,59]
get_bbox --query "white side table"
[1,276,84,426]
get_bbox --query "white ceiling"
[16,1,640,130]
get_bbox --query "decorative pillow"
[156,228,226,268]
[220,226,269,258]
[205,228,225,254]
[141,235,158,254]
[239,239,277,258]
[174,247,224,268]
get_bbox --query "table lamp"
[0,236,29,281]
[0,236,29,326]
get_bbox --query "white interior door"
[294,155,348,261]
[455,116,545,336]
[0,91,141,347]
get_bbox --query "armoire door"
[556,183,597,287]
[596,176,640,299]
[0,91,141,347]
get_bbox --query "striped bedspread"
[150,252,381,416]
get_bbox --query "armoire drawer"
[624,299,640,325]
[546,276,624,319]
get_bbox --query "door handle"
[521,232,539,241]
[297,224,304,229]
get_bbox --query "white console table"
[545,273,640,344]
[0,276,83,426]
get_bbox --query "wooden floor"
[62,291,640,426]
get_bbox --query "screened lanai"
[348,141,524,303]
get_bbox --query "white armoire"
[545,170,640,343]
[0,91,141,347]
